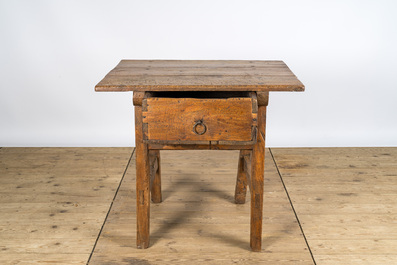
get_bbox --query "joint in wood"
[250,92,258,113]
[251,126,257,142]
[142,123,148,140]
[142,99,148,111]
[133,92,145,106]
[259,131,265,143]
[257,92,269,106]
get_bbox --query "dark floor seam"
[86,148,135,264]
[269,148,317,265]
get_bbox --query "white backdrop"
[1,0,396,147]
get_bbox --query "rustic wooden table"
[95,60,304,251]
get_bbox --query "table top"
[95,60,304,92]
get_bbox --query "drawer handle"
[193,120,207,135]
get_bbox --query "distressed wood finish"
[135,105,150,249]
[148,144,253,150]
[95,60,304,92]
[250,105,267,251]
[235,150,251,204]
[149,150,162,203]
[4,148,397,264]
[0,147,132,264]
[271,147,397,265]
[143,96,255,143]
[89,149,314,264]
[98,60,304,252]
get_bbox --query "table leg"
[149,150,162,203]
[250,104,266,252]
[135,105,150,249]
[235,150,250,204]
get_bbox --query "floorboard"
[2,147,396,264]
[89,149,313,264]
[271,147,397,265]
[0,147,132,264]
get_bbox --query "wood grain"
[271,147,397,265]
[234,150,251,204]
[149,150,162,203]
[143,97,255,142]
[148,143,254,150]
[3,147,395,264]
[89,149,313,264]
[0,147,132,264]
[250,105,267,251]
[95,60,304,92]
[134,106,151,249]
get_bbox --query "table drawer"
[142,92,257,144]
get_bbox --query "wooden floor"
[0,147,133,264]
[271,148,397,265]
[0,147,396,264]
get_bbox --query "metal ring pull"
[193,120,207,135]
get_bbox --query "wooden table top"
[95,60,304,92]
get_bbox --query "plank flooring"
[0,148,133,264]
[271,147,397,265]
[89,149,312,264]
[1,147,396,264]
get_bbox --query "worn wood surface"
[132,91,145,106]
[135,105,151,249]
[138,90,259,250]
[143,97,255,142]
[0,147,132,264]
[234,150,251,204]
[3,147,395,264]
[250,105,267,251]
[271,147,397,265]
[95,60,304,92]
[89,149,313,264]
[148,143,254,150]
[149,150,162,203]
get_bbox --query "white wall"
[1,0,396,147]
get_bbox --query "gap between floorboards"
[269,148,317,265]
[86,148,135,264]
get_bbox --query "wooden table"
[95,60,304,251]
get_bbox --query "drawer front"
[142,96,257,143]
